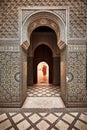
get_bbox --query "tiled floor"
[27,84,60,97]
[0,108,87,130]
[0,84,87,130]
[23,84,64,108]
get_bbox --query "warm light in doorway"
[37,61,49,84]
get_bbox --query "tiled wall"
[0,0,87,107]
[0,51,21,106]
[67,44,87,106]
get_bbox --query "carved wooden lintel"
[58,41,66,50]
[21,40,29,51]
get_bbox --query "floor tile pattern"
[0,109,87,130]
[27,85,60,97]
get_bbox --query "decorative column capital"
[58,41,66,50]
[21,40,29,51]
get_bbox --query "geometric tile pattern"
[0,0,87,38]
[69,4,87,38]
[0,0,87,107]
[0,52,21,102]
[0,108,87,130]
[27,85,60,97]
[67,45,87,102]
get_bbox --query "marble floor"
[23,84,65,108]
[22,97,65,108]
[0,84,87,130]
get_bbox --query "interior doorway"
[37,61,49,84]
[21,9,67,107]
[27,26,60,86]
[33,44,53,84]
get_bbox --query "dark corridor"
[33,44,53,84]
[27,26,60,86]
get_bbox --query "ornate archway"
[32,43,53,85]
[21,7,67,106]
[21,9,66,50]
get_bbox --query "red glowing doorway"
[37,61,49,84]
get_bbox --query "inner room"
[27,26,60,86]
[22,26,65,108]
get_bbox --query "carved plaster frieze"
[0,39,20,51]
[68,45,86,52]
[0,45,20,52]
[28,18,59,38]
[22,8,66,25]
[67,38,87,45]
[20,7,67,47]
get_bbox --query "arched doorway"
[27,26,60,86]
[21,9,67,106]
[33,44,53,84]
[37,61,49,84]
